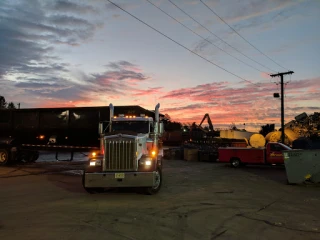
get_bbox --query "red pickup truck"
[218,142,292,167]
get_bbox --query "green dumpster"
[283,150,320,184]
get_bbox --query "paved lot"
[0,156,320,240]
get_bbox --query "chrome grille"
[104,139,136,171]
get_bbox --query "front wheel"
[143,168,162,195]
[0,149,10,166]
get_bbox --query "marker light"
[39,135,45,139]
[91,152,97,157]
[151,150,156,157]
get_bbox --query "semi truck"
[0,105,160,165]
[218,142,292,167]
[82,103,164,195]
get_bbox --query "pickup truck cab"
[218,142,292,167]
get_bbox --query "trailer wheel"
[82,172,104,194]
[26,151,39,163]
[230,158,241,168]
[0,149,10,166]
[143,168,162,195]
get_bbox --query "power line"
[145,0,265,74]
[107,0,261,88]
[199,0,289,71]
[167,0,276,73]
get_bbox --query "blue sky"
[0,0,319,131]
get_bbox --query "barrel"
[265,131,282,142]
[249,133,266,148]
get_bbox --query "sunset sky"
[1,0,319,131]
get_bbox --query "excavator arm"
[199,114,214,132]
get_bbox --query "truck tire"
[25,151,39,163]
[230,158,241,168]
[82,172,104,194]
[143,168,162,195]
[0,149,10,166]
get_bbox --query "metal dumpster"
[283,150,320,184]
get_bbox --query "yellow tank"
[265,131,282,142]
[284,128,299,143]
[265,129,299,145]
[249,133,266,148]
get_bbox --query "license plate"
[115,173,125,179]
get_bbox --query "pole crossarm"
[270,71,294,77]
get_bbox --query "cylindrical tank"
[220,130,255,140]
[265,131,282,142]
[284,128,299,143]
[249,133,266,148]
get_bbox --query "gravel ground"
[0,153,319,240]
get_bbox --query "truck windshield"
[112,121,150,134]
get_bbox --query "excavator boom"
[199,113,214,132]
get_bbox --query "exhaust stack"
[109,103,114,132]
[155,103,160,124]
[154,103,160,148]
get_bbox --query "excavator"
[189,113,217,140]
[199,113,214,132]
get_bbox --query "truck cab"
[266,142,291,164]
[82,103,164,195]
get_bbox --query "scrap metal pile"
[285,112,320,138]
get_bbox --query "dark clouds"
[0,0,101,79]
[51,0,96,14]
[9,60,151,103]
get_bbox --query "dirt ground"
[0,155,320,240]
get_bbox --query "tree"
[259,124,275,137]
[7,102,16,109]
[0,95,7,109]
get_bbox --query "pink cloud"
[160,77,319,131]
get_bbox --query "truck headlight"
[139,159,152,167]
[89,159,101,166]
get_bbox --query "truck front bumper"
[84,171,156,188]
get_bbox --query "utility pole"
[270,71,294,143]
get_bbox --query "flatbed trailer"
[0,105,158,165]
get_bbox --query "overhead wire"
[199,0,289,71]
[145,0,266,74]
[167,0,277,73]
[107,0,261,87]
